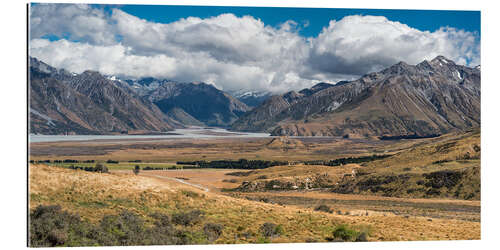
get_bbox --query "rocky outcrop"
[236,173,336,192]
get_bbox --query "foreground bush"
[29,205,216,247]
[259,222,284,238]
[203,223,224,242]
[29,205,97,247]
[172,210,205,226]
[330,224,369,242]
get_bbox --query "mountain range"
[29,57,249,134]
[29,55,480,138]
[231,56,480,138]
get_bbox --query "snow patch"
[326,101,342,112]
[30,108,55,126]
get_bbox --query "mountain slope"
[143,81,251,127]
[165,108,205,127]
[231,56,480,137]
[29,57,177,135]
[231,90,273,108]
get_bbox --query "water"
[29,127,270,143]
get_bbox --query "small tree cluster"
[133,165,140,175]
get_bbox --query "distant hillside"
[140,80,251,127]
[232,56,480,137]
[231,90,273,108]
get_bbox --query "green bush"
[172,210,205,226]
[332,224,359,241]
[259,222,283,238]
[29,205,209,246]
[331,224,369,242]
[29,205,97,247]
[203,223,224,242]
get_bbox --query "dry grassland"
[29,164,480,242]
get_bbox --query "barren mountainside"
[29,57,177,135]
[142,81,251,127]
[231,56,480,137]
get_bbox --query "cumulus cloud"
[29,4,480,93]
[306,15,480,78]
[29,3,116,45]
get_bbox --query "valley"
[29,128,481,245]
[28,56,481,246]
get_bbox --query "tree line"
[304,154,391,166]
[176,159,288,169]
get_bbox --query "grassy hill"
[230,129,480,200]
[29,164,479,246]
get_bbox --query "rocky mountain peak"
[382,60,415,75]
[430,55,456,67]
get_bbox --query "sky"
[29,3,481,93]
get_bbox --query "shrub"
[332,224,359,242]
[94,163,109,173]
[133,165,140,175]
[356,232,368,242]
[29,205,97,247]
[314,204,332,213]
[203,223,224,242]
[172,210,205,226]
[259,222,283,238]
[99,211,147,245]
[29,206,205,246]
[331,224,370,242]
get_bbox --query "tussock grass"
[29,163,480,243]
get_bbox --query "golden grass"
[29,164,480,243]
[364,129,480,172]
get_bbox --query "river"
[29,127,270,143]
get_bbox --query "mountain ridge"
[29,57,178,135]
[231,56,480,137]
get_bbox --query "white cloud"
[307,15,480,77]
[29,4,480,93]
[29,3,116,45]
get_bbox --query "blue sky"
[29,3,481,93]
[110,5,480,37]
